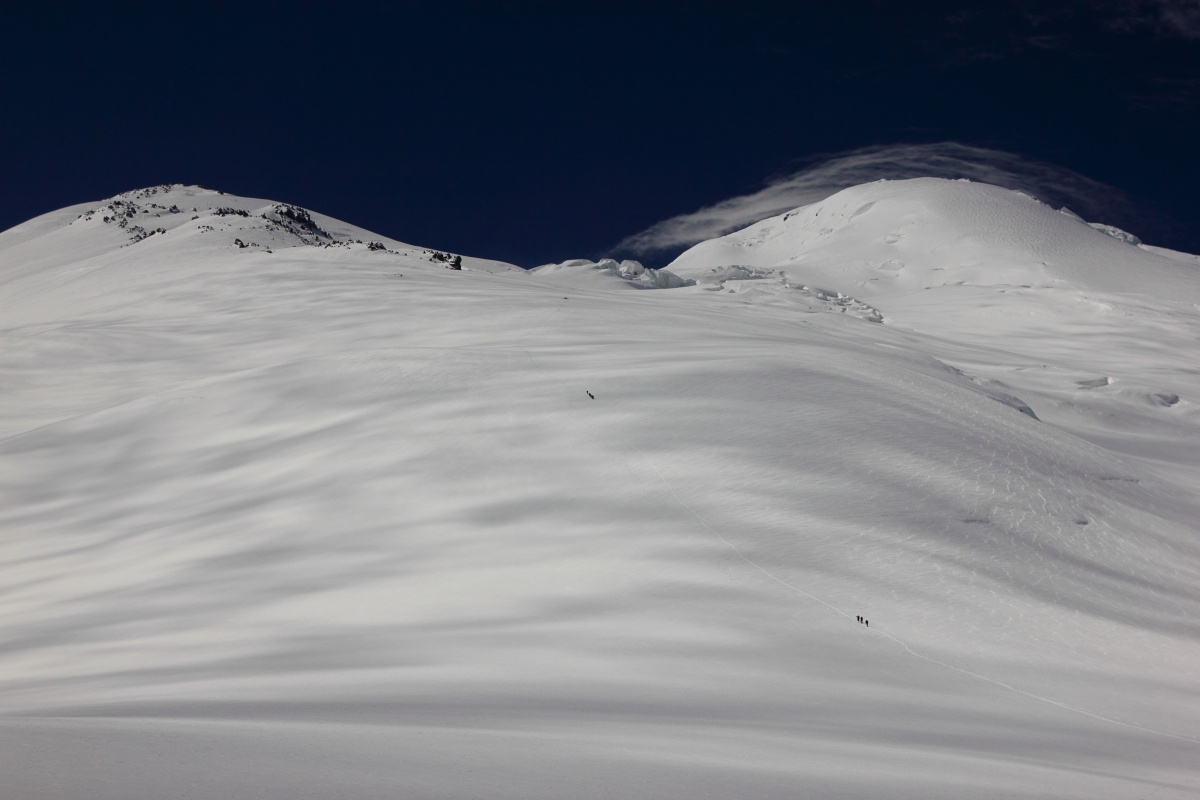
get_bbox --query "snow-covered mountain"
[1,182,1198,799]
[667,177,1200,301]
[666,178,1200,470]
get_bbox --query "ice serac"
[1,182,1199,799]
[529,257,692,288]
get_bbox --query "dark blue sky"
[3,1,1198,266]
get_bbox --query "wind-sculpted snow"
[1,183,1198,798]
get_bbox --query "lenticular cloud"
[616,142,1143,256]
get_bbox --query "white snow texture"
[1,180,1198,798]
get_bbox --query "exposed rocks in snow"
[260,203,331,243]
[426,250,463,269]
[51,185,516,276]
[74,197,177,246]
[116,184,191,201]
[129,226,167,244]
[72,187,344,250]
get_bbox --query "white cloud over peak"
[616,143,1143,256]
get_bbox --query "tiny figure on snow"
[586,391,595,399]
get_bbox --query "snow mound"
[666,178,1198,302]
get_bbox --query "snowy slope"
[666,177,1200,301]
[1,183,1198,799]
[667,178,1200,472]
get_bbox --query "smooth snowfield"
[1,183,1198,798]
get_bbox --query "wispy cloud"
[936,1,1200,64]
[1109,0,1200,39]
[1157,0,1200,37]
[615,143,1143,257]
